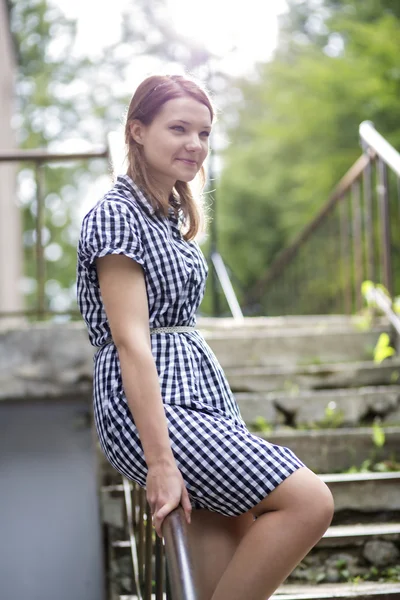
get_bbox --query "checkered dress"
[76,174,304,516]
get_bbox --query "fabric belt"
[95,325,197,352]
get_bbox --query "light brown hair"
[124,74,214,241]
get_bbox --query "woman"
[77,74,333,600]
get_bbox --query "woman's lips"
[177,158,197,166]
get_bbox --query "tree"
[9,0,218,315]
[215,3,400,314]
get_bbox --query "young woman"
[77,74,334,600]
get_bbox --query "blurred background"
[2,3,400,600]
[2,0,400,321]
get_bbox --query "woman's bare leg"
[187,509,254,600]
[210,467,334,600]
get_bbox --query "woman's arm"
[96,254,191,535]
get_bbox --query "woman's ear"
[129,120,145,145]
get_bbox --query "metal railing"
[245,122,400,316]
[0,139,198,598]
[0,140,242,322]
[103,477,198,600]
[210,252,244,320]
[364,283,400,353]
[0,146,109,319]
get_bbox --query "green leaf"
[372,421,386,448]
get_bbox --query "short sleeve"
[80,200,144,282]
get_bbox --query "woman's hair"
[124,74,214,240]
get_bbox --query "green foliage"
[216,3,400,314]
[372,419,386,448]
[251,416,273,433]
[10,0,217,314]
[317,402,345,429]
[346,420,400,473]
[373,333,396,364]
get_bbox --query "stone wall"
[0,322,94,401]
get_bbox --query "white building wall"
[0,0,23,316]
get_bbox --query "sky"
[19,1,290,308]
[53,0,288,78]
[42,0,290,272]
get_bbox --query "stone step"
[119,582,400,600]
[318,522,400,548]
[225,360,400,393]
[235,386,400,428]
[322,472,400,512]
[203,327,390,368]
[197,315,389,332]
[112,522,400,550]
[100,472,400,528]
[273,582,400,599]
[258,426,400,474]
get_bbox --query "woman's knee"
[253,467,334,528]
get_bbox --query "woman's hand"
[146,460,192,538]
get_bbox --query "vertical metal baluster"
[334,207,343,313]
[376,158,393,293]
[351,180,363,311]
[397,175,400,226]
[138,488,146,591]
[122,478,142,600]
[35,161,46,319]
[155,537,164,600]
[363,159,375,283]
[131,483,139,598]
[339,197,352,314]
[145,502,153,599]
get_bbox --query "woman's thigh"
[187,508,254,599]
[251,466,334,521]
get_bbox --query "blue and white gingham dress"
[77,174,304,516]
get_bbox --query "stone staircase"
[102,314,400,599]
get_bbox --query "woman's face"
[131,96,212,193]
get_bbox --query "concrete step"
[258,427,400,474]
[236,386,400,428]
[112,522,400,550]
[225,360,400,393]
[273,582,400,599]
[203,326,390,368]
[318,522,400,548]
[100,472,400,527]
[119,583,400,600]
[322,472,400,513]
[197,315,389,332]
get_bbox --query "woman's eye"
[171,125,185,132]
[201,131,210,138]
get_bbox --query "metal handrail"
[360,121,400,177]
[0,145,109,319]
[0,147,108,162]
[364,285,400,336]
[210,252,244,321]
[162,508,199,600]
[246,121,400,312]
[246,152,371,304]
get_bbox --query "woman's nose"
[185,135,202,151]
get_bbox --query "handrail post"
[162,507,199,600]
[210,252,244,321]
[351,181,363,311]
[362,159,375,283]
[376,158,393,294]
[35,161,46,319]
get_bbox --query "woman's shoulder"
[86,182,138,219]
